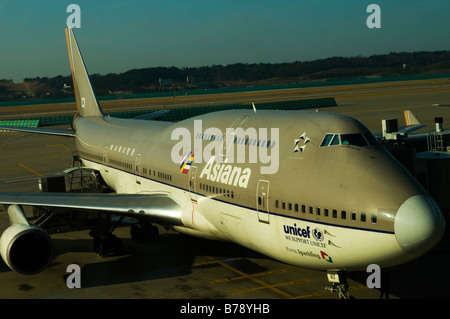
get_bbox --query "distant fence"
[0,119,39,128]
[0,97,337,126]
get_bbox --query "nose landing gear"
[325,271,351,299]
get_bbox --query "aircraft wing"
[0,192,183,226]
[0,126,75,137]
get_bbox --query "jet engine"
[0,205,53,275]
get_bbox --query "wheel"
[130,224,147,243]
[93,237,107,256]
[149,225,159,241]
[93,235,123,256]
[130,223,159,243]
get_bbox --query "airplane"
[0,28,446,298]
[380,109,426,141]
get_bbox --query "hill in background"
[1,50,449,102]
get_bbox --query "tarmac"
[0,78,450,301]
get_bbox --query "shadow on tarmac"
[1,227,449,299]
[348,234,450,299]
[0,231,269,289]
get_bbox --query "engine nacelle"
[0,205,53,275]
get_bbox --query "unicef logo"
[312,228,324,242]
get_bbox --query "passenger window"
[341,210,347,219]
[294,204,299,212]
[351,212,356,221]
[324,208,329,217]
[275,200,279,208]
[371,214,377,224]
[361,213,366,222]
[332,209,337,218]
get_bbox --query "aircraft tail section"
[404,110,420,126]
[65,28,103,117]
[400,110,425,133]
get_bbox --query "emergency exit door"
[257,180,270,223]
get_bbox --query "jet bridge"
[381,115,450,225]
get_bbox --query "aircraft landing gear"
[130,220,159,244]
[325,271,351,299]
[93,234,123,256]
[89,214,124,256]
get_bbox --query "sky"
[1,0,449,83]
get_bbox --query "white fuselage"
[74,110,429,272]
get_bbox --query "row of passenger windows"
[105,157,175,183]
[199,182,235,199]
[195,133,276,149]
[134,166,173,182]
[110,158,133,170]
[274,200,378,224]
[81,150,175,185]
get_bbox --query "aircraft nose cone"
[395,195,445,255]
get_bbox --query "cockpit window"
[320,132,380,148]
[320,134,340,147]
[341,134,367,147]
[320,134,333,147]
[330,134,340,146]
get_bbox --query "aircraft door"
[189,166,197,202]
[257,180,270,223]
[135,154,142,185]
[103,147,109,172]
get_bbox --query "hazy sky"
[1,0,449,83]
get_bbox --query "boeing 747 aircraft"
[0,28,445,298]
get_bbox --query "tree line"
[2,50,449,101]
